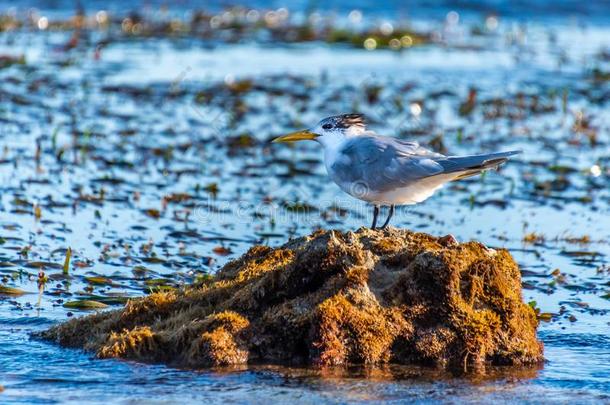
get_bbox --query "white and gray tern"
[273,114,520,229]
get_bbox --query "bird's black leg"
[371,205,380,229]
[381,205,395,229]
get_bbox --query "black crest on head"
[321,114,366,131]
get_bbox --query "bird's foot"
[438,234,459,247]
[379,205,395,230]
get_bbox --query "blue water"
[2,324,609,403]
[3,0,610,22]
[0,1,609,403]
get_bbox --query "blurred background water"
[0,0,608,403]
[4,0,610,22]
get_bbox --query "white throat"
[317,132,347,151]
[317,132,349,175]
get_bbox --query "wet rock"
[40,228,543,371]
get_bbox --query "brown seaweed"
[41,228,543,371]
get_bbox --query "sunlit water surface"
[0,2,609,403]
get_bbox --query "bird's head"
[272,114,366,145]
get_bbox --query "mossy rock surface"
[40,228,543,370]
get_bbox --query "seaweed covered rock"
[41,228,543,370]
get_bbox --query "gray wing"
[435,150,521,178]
[331,135,520,192]
[330,136,445,193]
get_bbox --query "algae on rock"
[41,228,543,370]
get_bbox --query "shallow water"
[0,1,609,403]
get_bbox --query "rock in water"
[40,228,543,370]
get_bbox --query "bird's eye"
[322,124,333,130]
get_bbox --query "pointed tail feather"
[437,150,521,179]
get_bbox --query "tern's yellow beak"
[272,130,318,143]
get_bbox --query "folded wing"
[332,135,520,193]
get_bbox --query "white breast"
[372,173,456,205]
[321,136,348,178]
[336,169,456,205]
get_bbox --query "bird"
[273,114,520,229]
